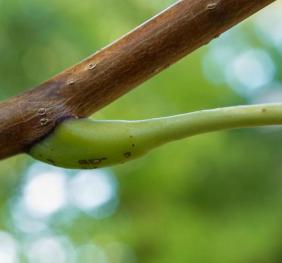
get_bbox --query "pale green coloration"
[30,103,282,169]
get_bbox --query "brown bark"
[0,0,275,160]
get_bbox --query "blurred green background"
[1,0,282,262]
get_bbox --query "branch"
[0,0,275,160]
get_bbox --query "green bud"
[29,104,282,169]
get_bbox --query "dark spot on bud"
[79,160,88,165]
[79,157,107,166]
[124,152,132,158]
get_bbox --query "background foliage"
[1,0,282,262]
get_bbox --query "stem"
[30,103,282,169]
[137,103,282,146]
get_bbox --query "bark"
[0,0,275,160]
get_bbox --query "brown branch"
[0,0,275,160]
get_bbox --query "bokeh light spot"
[69,170,118,218]
[255,2,282,54]
[23,169,67,218]
[225,49,275,96]
[27,235,72,263]
[0,232,19,263]
[75,244,107,263]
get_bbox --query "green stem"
[138,103,282,145]
[30,103,282,169]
